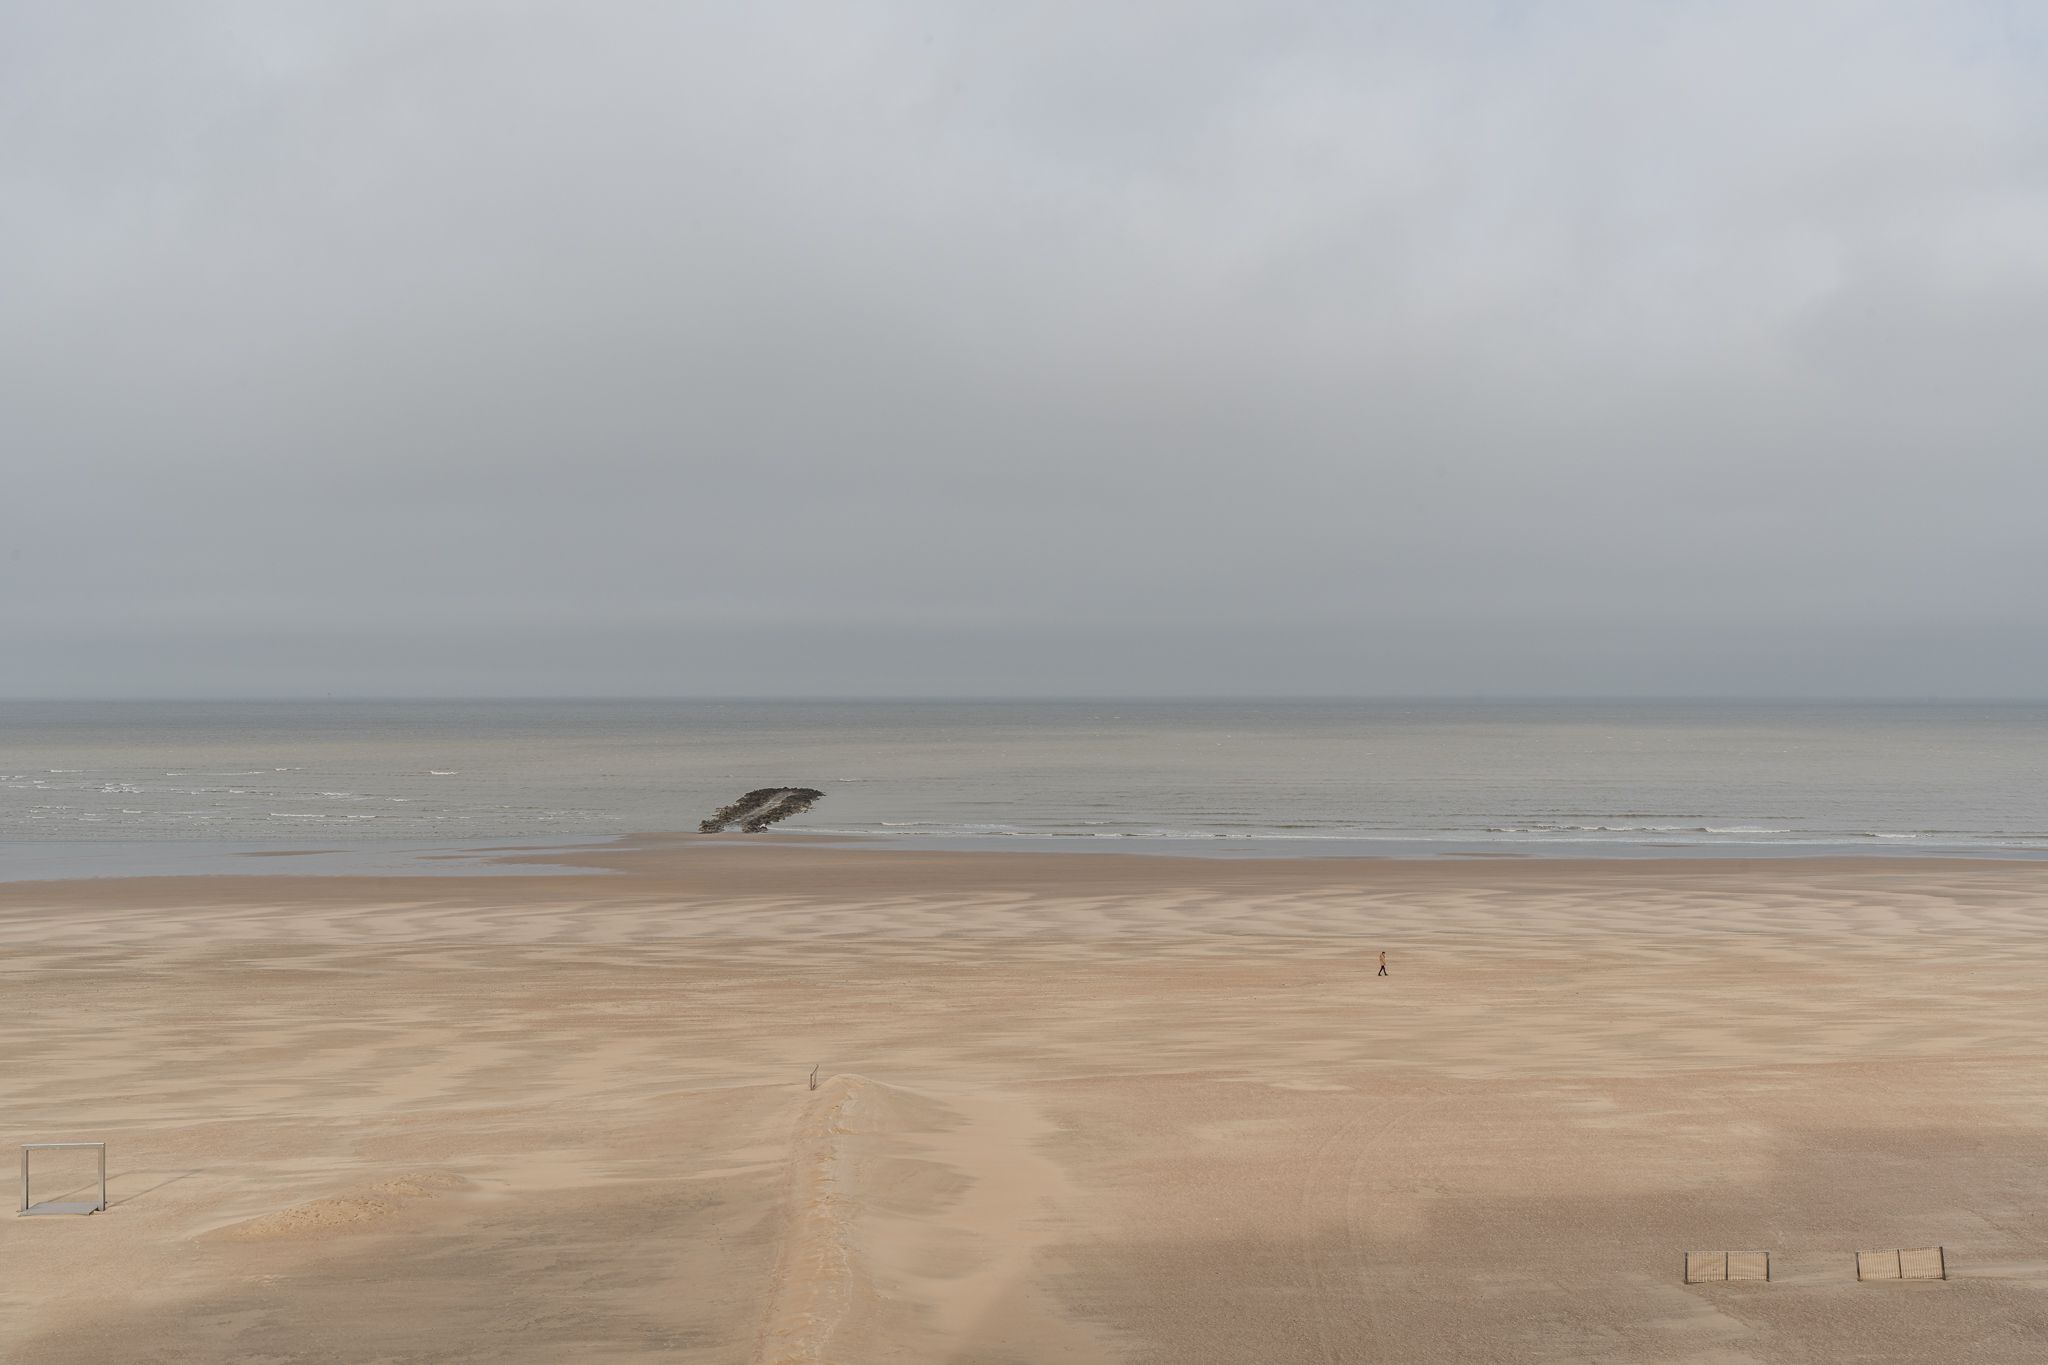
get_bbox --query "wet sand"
[5,839,2048,1362]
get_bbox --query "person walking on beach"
[1377,951,1389,978]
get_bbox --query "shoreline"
[9,825,2048,886]
[9,829,2048,900]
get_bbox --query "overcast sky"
[5,2,2046,698]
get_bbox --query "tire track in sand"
[1298,1093,1447,1363]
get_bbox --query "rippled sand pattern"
[3,844,2047,1362]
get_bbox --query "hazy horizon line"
[8,694,2048,706]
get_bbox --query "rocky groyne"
[700,787,824,833]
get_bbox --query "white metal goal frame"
[19,1143,107,1216]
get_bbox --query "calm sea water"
[4,699,2047,875]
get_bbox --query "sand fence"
[1687,1246,1949,1283]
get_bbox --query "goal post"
[19,1143,107,1216]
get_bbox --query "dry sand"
[5,838,2048,1362]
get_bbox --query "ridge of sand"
[757,1075,873,1365]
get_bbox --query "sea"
[4,698,2047,879]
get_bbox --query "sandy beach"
[6,838,2048,1362]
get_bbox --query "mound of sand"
[210,1171,471,1242]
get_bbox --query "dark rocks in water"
[700,787,824,834]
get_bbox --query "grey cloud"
[5,2,2047,696]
